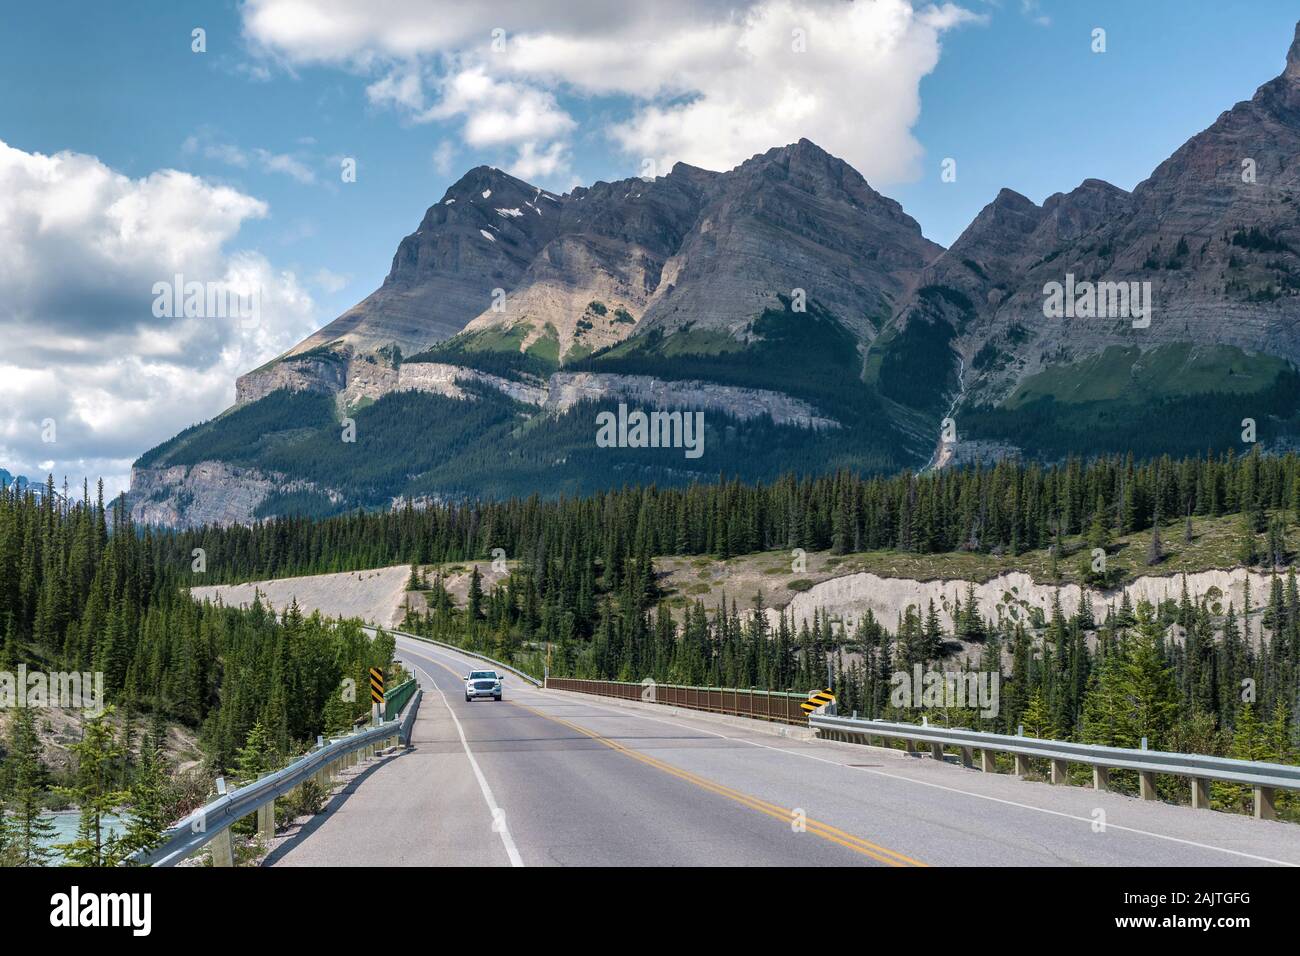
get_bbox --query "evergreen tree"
[57,708,129,867]
[118,733,171,861]
[4,706,55,866]
[235,719,279,783]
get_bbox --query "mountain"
[0,469,61,503]
[132,23,1300,526]
[899,24,1300,461]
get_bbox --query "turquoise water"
[41,811,130,863]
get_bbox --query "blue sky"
[1,0,1298,496]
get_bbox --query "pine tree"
[235,719,279,783]
[467,565,484,621]
[1213,703,1271,811]
[1146,519,1163,566]
[1019,690,1058,740]
[0,799,14,866]
[57,707,129,867]
[1118,605,1181,750]
[5,706,56,866]
[118,733,171,861]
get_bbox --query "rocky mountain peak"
[441,165,534,201]
[739,138,869,194]
[1287,21,1300,81]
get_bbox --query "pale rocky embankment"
[190,563,511,628]
[191,561,1277,654]
[774,567,1277,637]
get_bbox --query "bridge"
[234,632,1300,868]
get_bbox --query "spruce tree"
[5,706,55,866]
[118,733,171,861]
[57,707,129,867]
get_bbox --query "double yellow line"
[408,645,924,866]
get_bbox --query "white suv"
[464,670,503,702]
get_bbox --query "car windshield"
[469,671,496,680]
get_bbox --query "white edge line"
[402,641,1298,868]
[409,657,524,867]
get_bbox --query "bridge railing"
[809,713,1300,820]
[384,676,418,719]
[133,686,423,867]
[546,677,810,725]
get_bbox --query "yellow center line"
[401,644,925,867]
[520,703,925,867]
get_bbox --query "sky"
[1,0,1298,499]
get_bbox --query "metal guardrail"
[376,626,543,687]
[810,713,1300,820]
[134,686,423,867]
[546,677,811,725]
[399,687,422,746]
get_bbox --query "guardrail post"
[929,742,945,762]
[959,746,973,769]
[1050,759,1069,785]
[210,827,234,867]
[1139,771,1157,800]
[1191,777,1211,810]
[1013,753,1030,778]
[904,738,919,756]
[980,749,996,773]
[1093,766,1109,791]
[1255,786,1278,820]
[257,800,275,841]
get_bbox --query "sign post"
[370,667,385,725]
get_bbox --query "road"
[266,635,1300,867]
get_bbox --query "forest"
[390,449,1298,815]
[163,447,1300,583]
[4,446,1300,862]
[0,480,394,865]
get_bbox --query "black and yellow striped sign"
[369,667,385,704]
[800,688,835,714]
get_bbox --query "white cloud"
[184,131,320,184]
[366,61,575,179]
[254,148,318,184]
[510,141,569,180]
[311,267,349,293]
[431,140,456,175]
[426,66,575,147]
[241,0,978,186]
[0,140,318,498]
[366,65,426,112]
[1019,0,1051,27]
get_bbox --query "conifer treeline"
[406,550,1298,815]
[0,478,392,770]
[164,449,1297,585]
[4,449,1299,817]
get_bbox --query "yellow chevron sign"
[801,689,835,714]
[369,667,385,704]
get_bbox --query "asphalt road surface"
[266,636,1300,867]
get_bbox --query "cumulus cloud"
[241,0,978,186]
[0,140,318,497]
